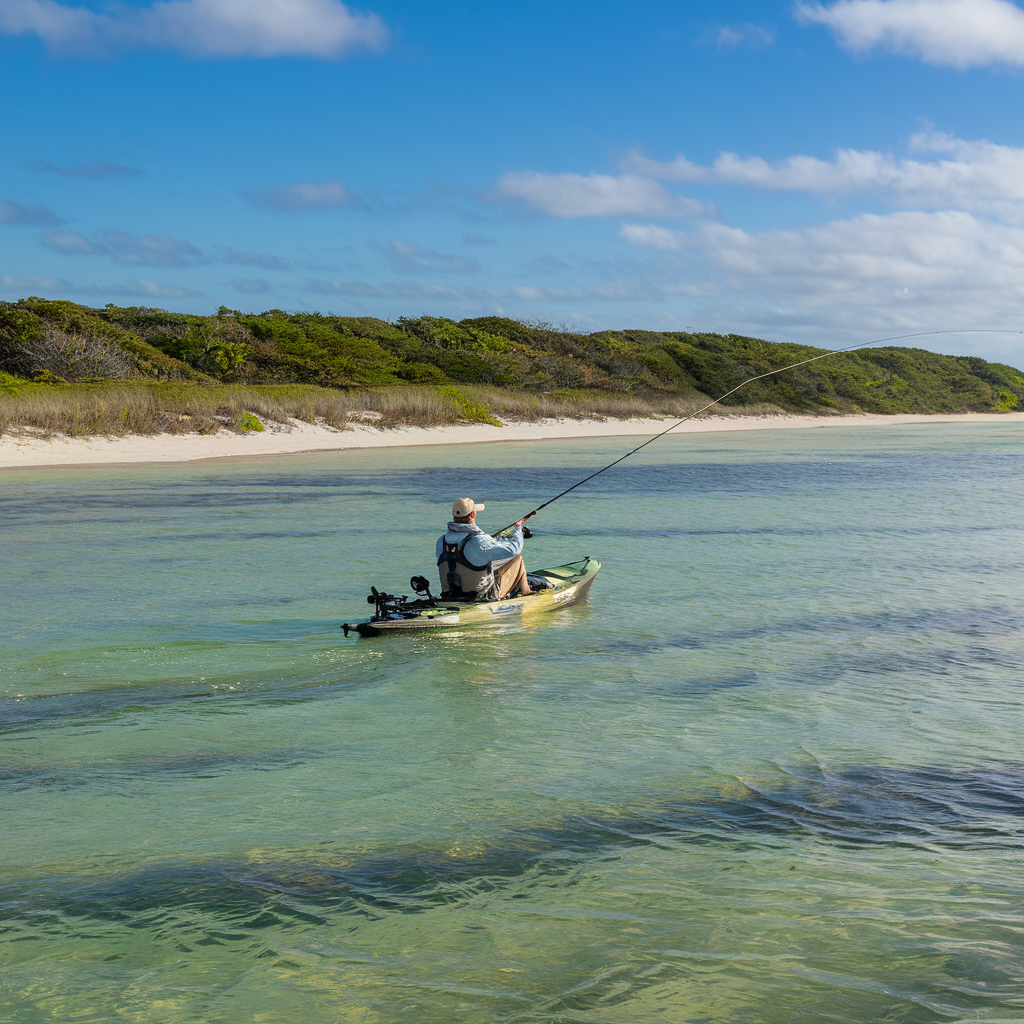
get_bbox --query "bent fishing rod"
[495,328,1022,535]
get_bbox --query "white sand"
[1,412,1022,470]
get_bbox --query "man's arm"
[469,525,523,562]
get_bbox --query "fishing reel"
[366,585,406,617]
[496,525,533,539]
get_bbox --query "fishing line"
[495,328,1022,534]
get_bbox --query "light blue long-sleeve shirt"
[435,521,523,569]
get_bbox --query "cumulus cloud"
[0,274,199,298]
[507,281,666,303]
[618,224,685,251]
[40,229,293,270]
[213,246,290,269]
[243,180,351,211]
[796,0,1024,68]
[619,208,1024,351]
[622,130,1024,210]
[303,279,496,303]
[98,230,204,266]
[507,285,577,302]
[711,22,775,48]
[40,229,106,254]
[375,240,479,274]
[232,278,273,293]
[1,199,61,225]
[29,158,140,177]
[1,273,75,293]
[0,0,389,59]
[112,278,200,297]
[700,209,1024,286]
[522,255,572,274]
[495,171,704,218]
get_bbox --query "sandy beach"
[0,411,1020,470]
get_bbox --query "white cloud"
[40,230,105,254]
[619,224,685,251]
[495,171,704,218]
[375,240,479,274]
[243,180,351,211]
[622,131,1024,210]
[0,0,389,59]
[700,210,1024,286]
[714,23,775,48]
[620,209,1024,352]
[507,282,665,302]
[796,0,1024,68]
[508,285,576,301]
[39,230,291,269]
[1,273,74,293]
[0,198,61,225]
[118,278,199,297]
[213,246,290,269]
[303,279,496,302]
[0,274,199,298]
[102,230,204,266]
[232,278,273,293]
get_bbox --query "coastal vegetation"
[1,296,1022,437]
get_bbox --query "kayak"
[342,557,601,637]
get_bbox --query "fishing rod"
[495,328,1022,535]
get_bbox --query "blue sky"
[3,0,1024,362]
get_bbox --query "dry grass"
[464,387,781,422]
[0,381,790,439]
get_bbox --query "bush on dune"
[1,296,1022,437]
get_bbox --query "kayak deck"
[344,558,600,636]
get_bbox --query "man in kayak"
[437,497,532,600]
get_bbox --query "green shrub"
[2,297,1023,419]
[436,385,502,426]
[239,412,264,431]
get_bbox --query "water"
[2,421,1023,1023]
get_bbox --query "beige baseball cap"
[452,497,485,518]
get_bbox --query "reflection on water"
[2,421,1024,1022]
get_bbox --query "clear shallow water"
[2,421,1023,1023]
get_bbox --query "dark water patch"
[643,672,762,697]
[4,764,1024,936]
[219,594,305,606]
[364,458,934,504]
[4,603,1019,733]
[0,669,377,734]
[6,451,1001,529]
[613,643,1021,703]
[545,522,1022,540]
[724,765,1024,849]
[0,476,422,529]
[0,749,311,792]
[591,603,1024,660]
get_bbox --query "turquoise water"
[2,421,1023,1023]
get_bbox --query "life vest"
[437,534,491,598]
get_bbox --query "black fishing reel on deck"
[341,577,440,636]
